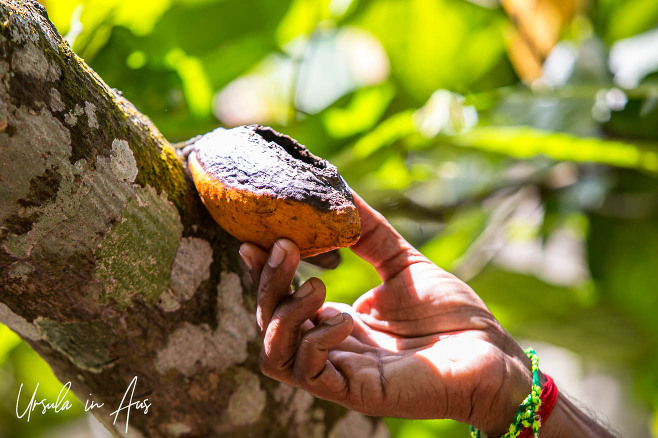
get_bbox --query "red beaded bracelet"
[517,374,559,438]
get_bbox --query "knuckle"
[256,308,264,330]
[257,267,280,296]
[307,276,324,291]
[258,350,274,377]
[270,307,287,326]
[290,367,307,387]
[266,314,284,338]
[299,334,317,350]
[257,276,274,300]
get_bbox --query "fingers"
[240,240,354,399]
[290,313,353,395]
[241,239,301,332]
[261,278,326,371]
[350,192,427,281]
[255,275,353,399]
[259,289,354,398]
[238,238,357,402]
[315,302,379,349]
[239,242,268,285]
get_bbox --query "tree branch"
[0,1,382,436]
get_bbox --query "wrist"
[480,349,549,437]
[485,354,535,436]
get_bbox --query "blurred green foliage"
[2,0,658,436]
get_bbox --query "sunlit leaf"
[604,0,658,42]
[373,155,412,190]
[450,126,658,173]
[0,325,21,365]
[201,35,276,90]
[386,418,468,438]
[165,48,213,117]
[276,0,331,47]
[354,0,509,101]
[130,0,290,62]
[61,0,173,58]
[421,208,488,270]
[351,110,415,158]
[323,82,395,138]
[40,0,80,35]
[321,249,380,304]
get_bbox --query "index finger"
[241,239,301,333]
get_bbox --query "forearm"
[483,343,617,438]
[538,392,617,438]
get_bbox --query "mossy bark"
[0,1,386,437]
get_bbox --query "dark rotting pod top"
[193,125,355,212]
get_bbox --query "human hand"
[239,194,537,436]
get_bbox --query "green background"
[1,0,658,436]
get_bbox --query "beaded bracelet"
[470,348,553,438]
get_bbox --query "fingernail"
[325,313,345,325]
[269,241,287,268]
[238,248,252,270]
[294,281,314,298]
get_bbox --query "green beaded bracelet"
[469,348,542,438]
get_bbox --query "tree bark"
[0,1,387,437]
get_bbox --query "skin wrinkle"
[257,275,292,329]
[483,355,511,435]
[278,325,304,370]
[309,358,328,381]
[393,391,402,417]
[365,273,474,316]
[467,379,481,425]
[263,289,321,374]
[442,379,450,420]
[352,214,424,280]
[357,306,492,338]
[370,296,470,319]
[376,349,387,402]
[372,248,422,282]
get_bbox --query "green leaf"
[276,0,331,46]
[321,249,380,304]
[0,324,21,365]
[354,0,508,101]
[588,214,658,336]
[351,110,415,158]
[421,207,488,270]
[469,269,647,363]
[450,126,658,173]
[386,418,468,438]
[323,82,396,138]
[369,154,411,190]
[605,0,658,42]
[164,48,213,117]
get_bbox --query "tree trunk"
[0,1,387,437]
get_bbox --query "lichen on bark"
[35,317,113,373]
[94,185,184,309]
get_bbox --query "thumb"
[350,192,426,281]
